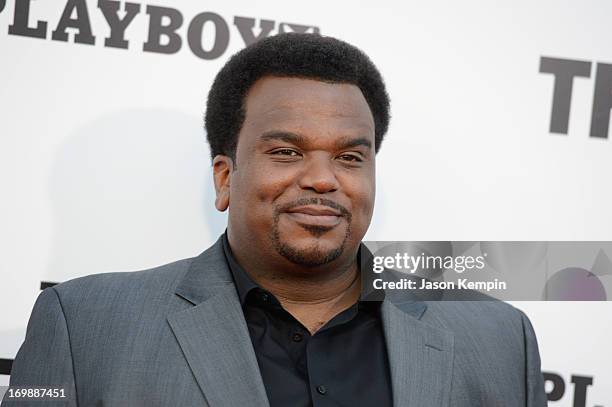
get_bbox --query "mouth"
[284,205,343,228]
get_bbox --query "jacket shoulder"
[51,257,195,310]
[424,300,526,333]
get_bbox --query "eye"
[269,148,302,159]
[273,149,300,156]
[337,153,363,162]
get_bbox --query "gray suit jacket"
[3,237,546,406]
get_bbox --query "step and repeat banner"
[1,1,611,405]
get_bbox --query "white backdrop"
[1,1,611,405]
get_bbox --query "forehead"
[240,76,375,141]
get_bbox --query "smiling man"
[4,34,546,407]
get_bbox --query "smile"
[284,205,343,228]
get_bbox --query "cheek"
[254,178,289,204]
[356,188,375,222]
[343,175,376,222]
[232,163,294,205]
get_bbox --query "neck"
[227,231,362,333]
[261,259,360,305]
[232,240,360,303]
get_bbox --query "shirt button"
[316,385,327,395]
[292,333,303,342]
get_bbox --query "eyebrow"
[339,137,372,150]
[260,131,305,145]
[260,131,372,150]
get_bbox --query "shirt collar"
[222,231,260,306]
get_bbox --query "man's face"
[215,76,376,269]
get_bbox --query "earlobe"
[215,192,229,212]
[212,155,233,212]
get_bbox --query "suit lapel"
[381,299,454,407]
[168,238,269,407]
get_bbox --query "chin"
[276,240,345,267]
[272,225,350,267]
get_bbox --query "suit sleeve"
[517,309,547,407]
[1,288,78,406]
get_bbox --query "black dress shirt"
[221,233,393,407]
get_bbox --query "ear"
[212,155,233,212]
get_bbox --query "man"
[3,34,546,406]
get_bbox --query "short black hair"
[204,33,390,161]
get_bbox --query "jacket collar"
[174,235,233,305]
[169,235,270,407]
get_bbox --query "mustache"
[276,197,352,221]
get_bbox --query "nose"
[297,154,340,193]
